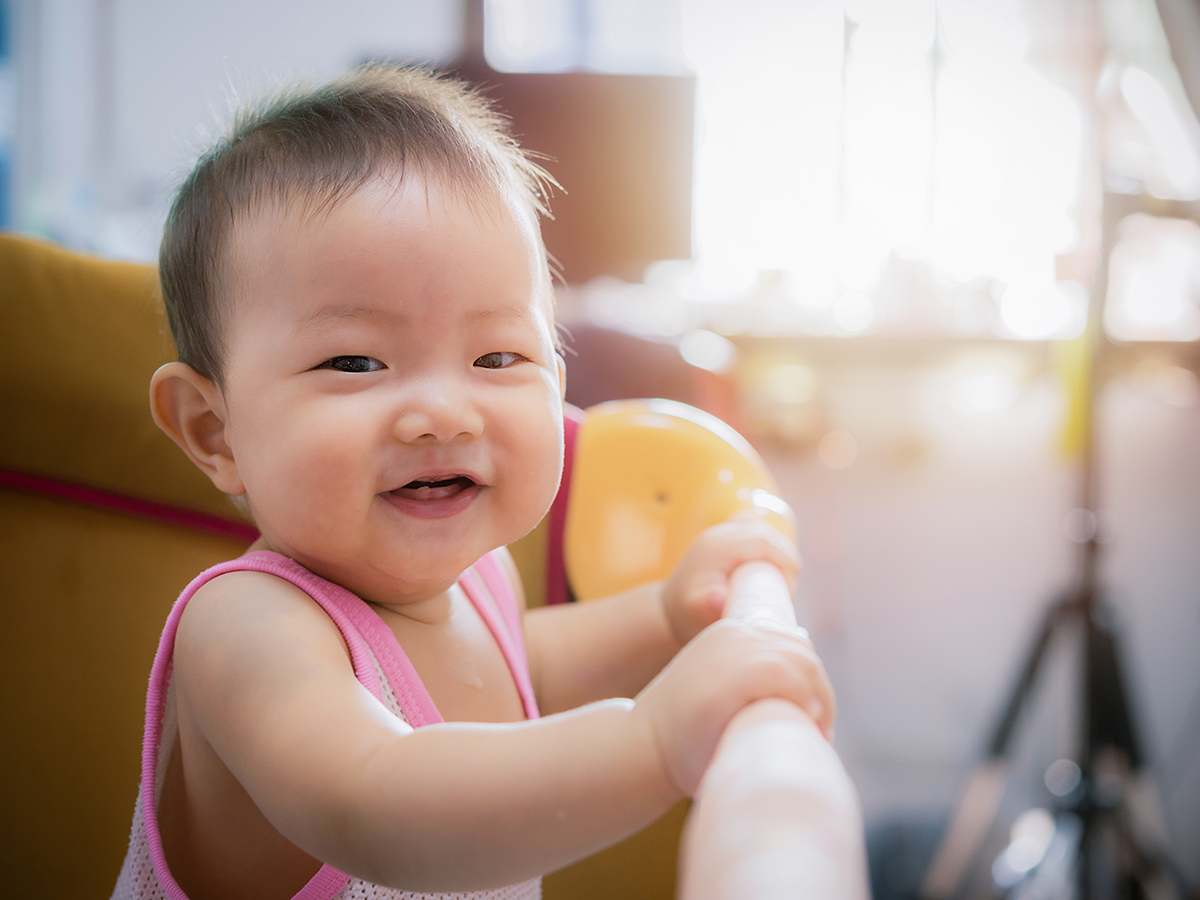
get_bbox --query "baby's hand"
[662,519,801,646]
[633,616,835,796]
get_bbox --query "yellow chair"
[0,235,255,897]
[0,234,788,900]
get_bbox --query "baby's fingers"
[737,626,836,740]
[702,519,803,587]
[791,630,837,739]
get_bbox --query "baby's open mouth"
[392,476,477,501]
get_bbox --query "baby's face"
[217,174,565,604]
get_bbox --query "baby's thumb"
[691,575,730,621]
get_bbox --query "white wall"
[11,0,463,258]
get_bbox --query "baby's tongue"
[395,477,471,501]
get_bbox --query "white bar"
[678,562,870,900]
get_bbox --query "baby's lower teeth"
[406,481,463,499]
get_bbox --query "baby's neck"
[367,589,455,627]
[246,537,461,624]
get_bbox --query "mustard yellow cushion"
[0,233,243,519]
[0,234,252,897]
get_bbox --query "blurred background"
[2,0,1197,895]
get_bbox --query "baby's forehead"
[219,172,556,326]
[227,170,544,261]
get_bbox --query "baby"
[114,65,833,900]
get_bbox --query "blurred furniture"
[452,0,695,285]
[563,324,696,411]
[561,322,743,434]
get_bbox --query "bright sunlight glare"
[678,0,1085,337]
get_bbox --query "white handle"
[677,562,870,900]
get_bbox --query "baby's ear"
[149,362,245,496]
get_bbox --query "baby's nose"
[392,378,485,443]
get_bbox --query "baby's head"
[159,64,554,387]
[152,66,567,599]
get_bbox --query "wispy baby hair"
[159,63,555,385]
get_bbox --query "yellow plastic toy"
[564,398,794,601]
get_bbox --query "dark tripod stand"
[919,549,1187,900]
[918,194,1191,900]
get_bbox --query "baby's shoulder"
[175,567,350,678]
[186,566,322,618]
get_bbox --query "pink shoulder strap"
[545,403,586,606]
[139,551,536,900]
[461,553,540,720]
[139,554,358,900]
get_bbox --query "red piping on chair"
[544,404,585,605]
[0,468,259,544]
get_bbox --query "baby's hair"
[159,64,555,385]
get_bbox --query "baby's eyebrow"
[293,301,539,333]
[293,305,399,331]
[464,303,536,325]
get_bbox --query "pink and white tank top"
[113,549,541,900]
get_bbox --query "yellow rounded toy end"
[564,399,794,602]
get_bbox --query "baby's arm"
[523,519,820,717]
[171,567,824,893]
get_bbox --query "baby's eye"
[319,356,385,373]
[474,351,525,369]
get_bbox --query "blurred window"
[488,0,1200,343]
[1105,213,1200,341]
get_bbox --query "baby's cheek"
[511,435,562,524]
[257,444,355,521]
